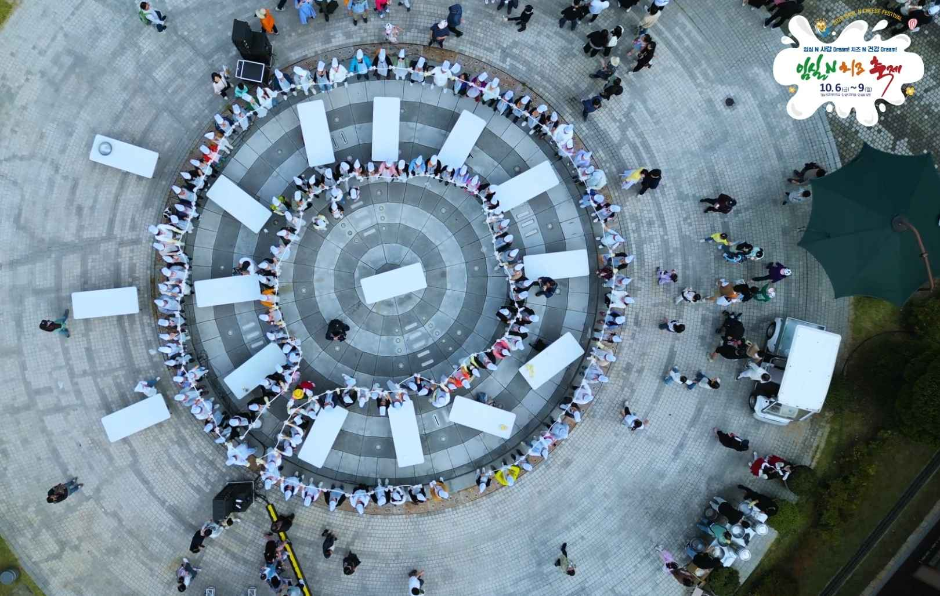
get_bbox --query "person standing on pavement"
[211,70,231,98]
[584,28,610,57]
[46,478,82,503]
[764,0,803,29]
[581,95,603,121]
[40,309,71,338]
[559,0,587,30]
[429,19,451,46]
[321,529,337,558]
[605,25,624,56]
[787,162,826,184]
[621,403,649,430]
[447,3,464,37]
[716,429,749,451]
[176,558,200,592]
[700,193,736,214]
[588,0,610,22]
[752,262,791,283]
[590,55,620,80]
[535,276,558,297]
[256,8,279,34]
[398,0,412,11]
[659,318,685,333]
[554,543,577,575]
[497,0,519,16]
[506,5,534,31]
[632,40,656,72]
[343,551,361,575]
[648,0,669,14]
[637,168,662,195]
[138,2,168,31]
[600,77,623,100]
[348,0,369,25]
[408,570,426,594]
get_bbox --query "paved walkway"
[0,1,848,595]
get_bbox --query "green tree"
[895,360,940,445]
[707,567,740,596]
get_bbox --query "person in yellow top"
[256,8,279,35]
[620,167,647,190]
[495,464,520,486]
[701,231,731,247]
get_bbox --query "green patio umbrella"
[798,144,940,306]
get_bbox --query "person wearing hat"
[752,262,791,283]
[429,478,450,500]
[506,4,534,31]
[348,0,369,24]
[256,8,279,34]
[350,486,370,514]
[348,49,372,80]
[314,61,332,91]
[409,56,429,84]
[430,60,452,88]
[495,462,520,486]
[393,49,409,80]
[373,48,393,79]
[429,19,451,47]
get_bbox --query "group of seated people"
[154,42,634,502]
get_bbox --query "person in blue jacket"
[348,49,373,81]
[447,3,464,37]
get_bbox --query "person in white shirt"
[328,485,346,511]
[373,479,390,506]
[302,482,324,506]
[350,487,370,514]
[621,402,648,431]
[588,0,609,21]
[737,361,772,382]
[407,570,426,595]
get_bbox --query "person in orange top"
[256,8,279,34]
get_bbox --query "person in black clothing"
[270,513,294,534]
[322,529,337,558]
[584,28,610,56]
[716,501,745,525]
[764,0,803,29]
[887,7,933,35]
[343,552,361,575]
[700,193,737,214]
[638,168,662,195]
[264,536,280,564]
[715,429,750,452]
[535,276,558,298]
[633,41,656,72]
[189,526,211,554]
[326,318,350,341]
[692,552,721,569]
[507,5,534,31]
[737,484,780,516]
[558,0,587,30]
[716,311,744,340]
[600,78,623,100]
[429,19,451,47]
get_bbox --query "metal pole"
[892,216,935,292]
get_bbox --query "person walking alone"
[349,0,369,25]
[700,193,736,214]
[447,3,464,37]
[256,8,279,34]
[715,429,749,451]
[581,95,602,121]
[40,309,71,338]
[506,5,534,31]
[497,0,519,15]
[407,570,426,595]
[46,478,83,503]
[138,2,168,31]
[429,19,451,46]
[764,0,803,29]
[752,262,791,283]
[343,552,361,575]
[554,543,577,575]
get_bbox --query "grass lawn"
[0,1,15,29]
[739,296,940,595]
[0,535,44,596]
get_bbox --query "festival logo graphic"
[773,15,924,126]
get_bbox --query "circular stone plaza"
[0,0,866,594]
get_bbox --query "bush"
[905,296,940,344]
[707,567,740,596]
[784,465,818,496]
[770,500,810,534]
[748,571,798,596]
[895,362,940,445]
[825,376,852,414]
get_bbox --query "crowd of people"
[152,28,638,522]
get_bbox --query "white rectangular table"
[388,400,425,467]
[206,175,272,234]
[89,134,159,178]
[523,250,589,280]
[194,275,263,308]
[101,394,170,442]
[371,97,400,163]
[520,332,584,389]
[71,287,140,319]
[437,110,486,170]
[297,406,349,468]
[494,160,561,212]
[360,263,427,304]
[297,100,335,167]
[449,396,516,439]
[223,343,288,399]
